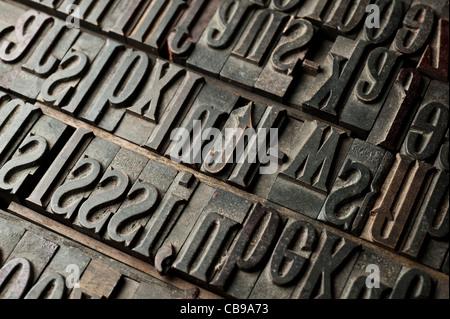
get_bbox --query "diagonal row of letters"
[0,0,448,299]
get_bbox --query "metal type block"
[227,105,287,189]
[23,273,65,299]
[0,7,48,92]
[362,0,412,45]
[340,250,403,299]
[367,68,428,152]
[131,280,185,299]
[435,129,449,171]
[58,39,120,116]
[220,9,288,90]
[209,204,282,298]
[164,83,239,167]
[128,0,187,55]
[80,46,150,133]
[249,218,316,299]
[297,0,369,38]
[9,17,80,101]
[412,236,449,270]
[48,137,120,224]
[186,0,255,77]
[55,0,113,31]
[0,216,26,265]
[26,127,93,213]
[401,169,449,269]
[159,182,216,264]
[172,190,253,285]
[131,172,199,260]
[418,17,449,82]
[302,36,368,119]
[434,277,449,298]
[339,47,402,138]
[254,17,315,100]
[268,174,329,218]
[318,139,388,233]
[269,0,302,13]
[171,211,241,286]
[291,230,360,299]
[38,32,105,108]
[63,40,150,132]
[23,10,71,62]
[267,120,348,218]
[245,116,299,199]
[350,152,395,236]
[134,160,178,195]
[392,4,435,56]
[115,58,184,144]
[0,115,71,203]
[321,0,371,39]
[0,98,41,169]
[69,259,122,299]
[167,0,222,64]
[0,257,32,299]
[74,148,148,239]
[144,72,204,153]
[4,231,58,288]
[119,59,203,149]
[105,160,177,251]
[29,245,91,298]
[401,80,449,163]
[361,153,434,249]
[200,101,268,180]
